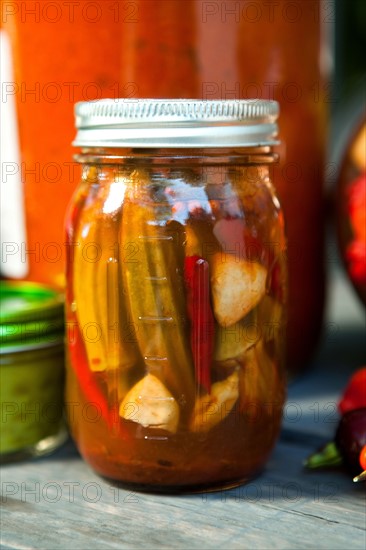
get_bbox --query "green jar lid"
[0,281,65,353]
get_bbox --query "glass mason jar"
[0,281,67,462]
[66,99,287,492]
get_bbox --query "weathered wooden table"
[1,262,366,549]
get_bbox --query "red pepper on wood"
[338,367,366,415]
[304,367,366,480]
[184,256,214,394]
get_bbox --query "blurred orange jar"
[1,1,124,287]
[65,99,287,492]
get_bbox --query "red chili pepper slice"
[67,325,118,431]
[184,255,214,394]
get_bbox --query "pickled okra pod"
[119,171,196,420]
[72,168,142,408]
[73,176,108,373]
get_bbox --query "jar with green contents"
[0,282,67,462]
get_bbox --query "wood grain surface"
[1,263,366,550]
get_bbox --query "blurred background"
[331,0,366,162]
[334,0,365,105]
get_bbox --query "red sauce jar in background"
[118,0,329,373]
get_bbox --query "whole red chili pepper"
[305,367,366,481]
[335,408,366,473]
[338,367,366,415]
[304,408,366,475]
[184,255,214,394]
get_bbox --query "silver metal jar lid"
[73,99,279,148]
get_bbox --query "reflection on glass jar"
[65,99,287,492]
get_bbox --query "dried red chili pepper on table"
[304,408,366,476]
[335,408,366,474]
[184,255,215,394]
[304,367,366,482]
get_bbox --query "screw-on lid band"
[73,99,279,148]
[0,281,64,353]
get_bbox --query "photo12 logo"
[200,1,334,24]
[1,80,139,104]
[1,480,140,504]
[1,1,139,24]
